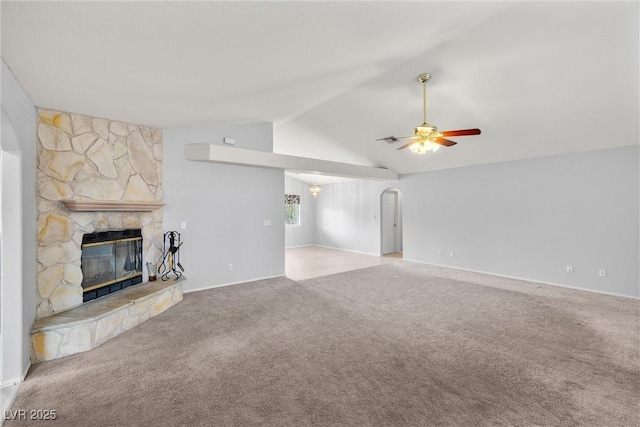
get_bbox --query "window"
[285,194,300,225]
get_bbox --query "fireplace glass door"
[81,229,143,302]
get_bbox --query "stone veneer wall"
[36,108,163,319]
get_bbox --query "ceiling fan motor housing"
[418,73,431,83]
[414,123,437,137]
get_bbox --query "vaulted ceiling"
[2,1,638,175]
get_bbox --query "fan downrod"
[418,73,431,83]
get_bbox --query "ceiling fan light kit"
[409,137,441,154]
[378,73,481,155]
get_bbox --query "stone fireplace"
[35,108,164,317]
[31,108,183,363]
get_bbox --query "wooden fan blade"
[397,141,416,150]
[432,137,457,147]
[440,128,481,137]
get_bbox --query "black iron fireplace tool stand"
[158,231,184,281]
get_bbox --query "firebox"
[81,229,143,302]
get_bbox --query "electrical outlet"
[180,222,186,229]
[228,264,233,271]
[566,265,573,273]
[599,269,607,277]
[223,137,235,145]
[437,249,442,255]
[449,251,455,257]
[263,220,271,226]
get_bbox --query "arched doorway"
[380,188,403,256]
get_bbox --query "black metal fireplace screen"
[81,229,143,302]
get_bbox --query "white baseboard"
[1,383,19,414]
[313,244,380,257]
[285,244,314,249]
[183,274,286,294]
[0,362,30,426]
[0,361,30,390]
[403,259,639,300]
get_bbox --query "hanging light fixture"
[407,74,441,155]
[309,184,321,197]
[309,175,321,198]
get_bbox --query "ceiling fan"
[377,73,481,154]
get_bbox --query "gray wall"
[314,146,639,298]
[163,122,285,292]
[314,179,399,255]
[401,145,639,298]
[284,175,315,248]
[1,59,37,384]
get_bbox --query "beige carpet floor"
[7,262,639,426]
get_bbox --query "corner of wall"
[0,56,37,407]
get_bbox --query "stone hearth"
[31,277,184,363]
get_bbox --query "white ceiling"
[2,1,638,175]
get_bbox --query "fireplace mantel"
[62,200,165,212]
